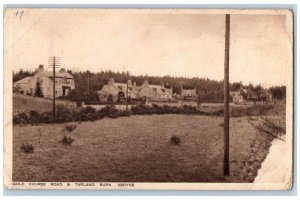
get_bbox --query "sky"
[6,9,292,87]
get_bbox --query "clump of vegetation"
[21,143,34,153]
[13,102,278,126]
[248,116,286,141]
[233,134,274,183]
[232,116,286,182]
[13,104,134,125]
[169,135,181,145]
[34,81,44,97]
[212,104,275,117]
[13,112,29,124]
[131,104,209,116]
[61,135,75,145]
[64,123,77,132]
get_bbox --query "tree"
[269,86,286,101]
[253,85,263,100]
[231,82,243,91]
[35,81,44,97]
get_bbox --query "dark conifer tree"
[35,81,44,97]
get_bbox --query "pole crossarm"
[48,56,61,116]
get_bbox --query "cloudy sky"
[6,9,292,87]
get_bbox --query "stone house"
[137,81,173,101]
[98,78,173,102]
[230,91,246,102]
[13,76,33,94]
[13,65,75,99]
[97,78,138,102]
[181,88,197,100]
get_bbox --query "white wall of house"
[15,65,75,99]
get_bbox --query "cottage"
[97,78,138,102]
[13,65,75,99]
[137,81,173,101]
[14,76,33,95]
[181,88,197,100]
[98,78,173,102]
[230,91,246,102]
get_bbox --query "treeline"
[62,70,226,101]
[13,69,286,101]
[13,69,35,82]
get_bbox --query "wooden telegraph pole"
[48,56,61,116]
[126,71,129,112]
[223,14,230,176]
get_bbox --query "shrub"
[80,106,96,115]
[64,123,77,132]
[61,135,75,145]
[119,110,132,117]
[21,143,34,153]
[77,106,97,121]
[99,105,118,116]
[131,104,155,115]
[169,135,181,145]
[38,112,53,123]
[29,110,41,123]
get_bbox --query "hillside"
[13,94,76,114]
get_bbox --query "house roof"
[14,76,32,84]
[182,88,196,92]
[45,71,73,79]
[147,84,172,95]
[100,82,137,94]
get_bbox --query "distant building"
[137,81,173,101]
[230,91,246,102]
[98,78,173,102]
[181,88,197,100]
[97,78,138,102]
[13,65,75,99]
[230,86,273,102]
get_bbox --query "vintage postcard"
[4,8,293,190]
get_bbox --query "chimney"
[108,78,114,85]
[38,65,44,73]
[59,68,66,73]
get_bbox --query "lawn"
[13,114,272,182]
[13,94,75,114]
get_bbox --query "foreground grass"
[13,115,272,182]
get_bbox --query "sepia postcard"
[3,8,294,190]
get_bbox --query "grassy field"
[13,114,273,182]
[13,94,76,114]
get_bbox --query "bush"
[80,106,96,115]
[61,135,75,145]
[21,143,34,153]
[169,135,181,145]
[64,123,77,132]
[131,104,155,115]
[13,112,29,124]
[98,105,118,115]
[119,110,132,117]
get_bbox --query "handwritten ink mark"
[15,11,24,20]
